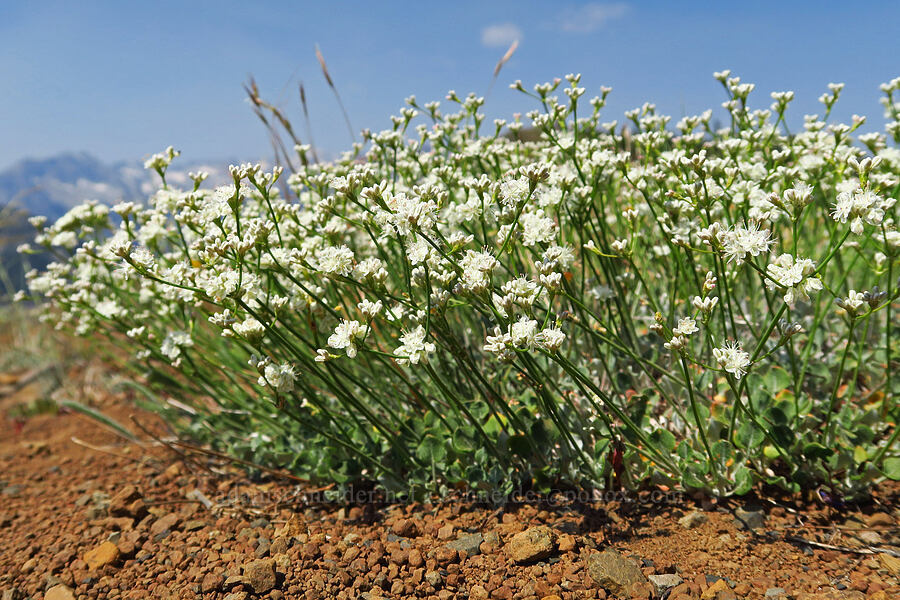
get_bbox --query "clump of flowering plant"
[21,72,900,500]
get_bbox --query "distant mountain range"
[0,152,232,296]
[0,152,231,222]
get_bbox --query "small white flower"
[535,327,566,352]
[483,327,515,362]
[718,222,774,263]
[95,300,124,319]
[389,192,438,235]
[498,177,530,208]
[672,317,698,337]
[459,249,499,293]
[838,290,868,317]
[664,335,687,351]
[519,210,557,246]
[611,239,628,254]
[259,362,296,393]
[327,319,367,358]
[713,340,751,379]
[161,331,192,361]
[510,317,539,348]
[405,237,432,265]
[233,318,265,342]
[144,146,179,171]
[315,245,355,276]
[831,188,887,233]
[354,257,388,283]
[358,299,383,320]
[766,253,822,305]
[393,325,436,365]
[692,295,719,313]
[126,326,146,338]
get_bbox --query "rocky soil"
[1,362,899,600]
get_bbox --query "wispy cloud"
[557,2,628,33]
[481,23,523,48]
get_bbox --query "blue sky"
[3,1,900,170]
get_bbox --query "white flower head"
[358,299,383,320]
[673,317,698,337]
[535,327,566,352]
[459,249,499,293]
[259,362,296,394]
[327,319,368,358]
[766,253,823,305]
[838,289,868,317]
[713,340,751,379]
[519,210,557,246]
[233,318,265,343]
[510,317,539,348]
[718,221,774,263]
[831,188,887,234]
[693,295,719,313]
[393,325,436,365]
[498,177,530,208]
[315,245,355,276]
[161,330,193,361]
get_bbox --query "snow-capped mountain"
[0,152,231,222]
[0,152,233,296]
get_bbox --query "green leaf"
[732,465,754,495]
[60,400,142,443]
[803,442,832,460]
[735,422,764,449]
[769,424,794,449]
[764,405,789,425]
[452,430,476,453]
[881,457,900,480]
[416,434,446,464]
[682,463,709,490]
[483,415,504,436]
[649,428,676,452]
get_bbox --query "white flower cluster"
[21,71,899,492]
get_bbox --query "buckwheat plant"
[22,72,900,500]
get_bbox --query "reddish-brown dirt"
[1,361,899,600]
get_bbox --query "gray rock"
[505,526,557,564]
[385,533,412,547]
[764,588,787,598]
[586,548,650,596]
[647,573,684,596]
[678,510,708,529]
[445,533,483,557]
[483,530,501,547]
[858,530,883,545]
[1,485,22,497]
[424,570,442,587]
[255,537,271,558]
[44,575,65,591]
[84,506,108,520]
[734,506,766,530]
